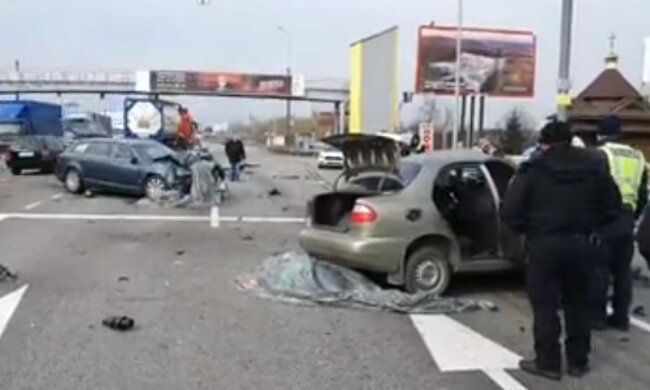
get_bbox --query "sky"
[1,0,649,129]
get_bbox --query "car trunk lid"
[321,133,400,179]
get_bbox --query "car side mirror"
[131,157,139,165]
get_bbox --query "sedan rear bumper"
[298,227,406,274]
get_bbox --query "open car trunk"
[310,191,376,229]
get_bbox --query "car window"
[132,142,175,161]
[399,162,422,187]
[85,142,112,157]
[113,144,133,160]
[71,143,89,154]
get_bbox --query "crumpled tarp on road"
[136,160,221,208]
[235,251,495,314]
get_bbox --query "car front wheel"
[405,246,451,295]
[143,175,168,200]
[64,168,84,194]
[10,167,21,176]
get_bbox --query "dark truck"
[0,100,65,174]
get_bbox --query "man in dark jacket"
[224,136,246,182]
[501,119,621,380]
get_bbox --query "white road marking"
[410,315,527,390]
[0,212,306,224]
[210,206,220,228]
[50,193,63,200]
[0,285,28,344]
[24,201,42,211]
[631,317,650,333]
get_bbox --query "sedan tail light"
[350,202,378,225]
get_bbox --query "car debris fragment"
[633,305,646,317]
[118,276,130,282]
[268,188,282,197]
[102,315,135,331]
[176,249,185,256]
[0,264,18,282]
[235,251,496,314]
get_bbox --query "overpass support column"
[334,101,341,135]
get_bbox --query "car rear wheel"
[64,168,84,194]
[144,175,168,200]
[405,246,451,295]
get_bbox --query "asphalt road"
[1,145,650,390]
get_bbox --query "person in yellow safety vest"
[591,114,648,332]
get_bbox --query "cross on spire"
[609,33,617,55]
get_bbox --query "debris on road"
[268,188,282,197]
[102,315,135,331]
[0,264,17,282]
[281,206,289,212]
[633,305,646,317]
[84,190,95,198]
[240,234,255,241]
[235,251,495,314]
[273,174,301,180]
[118,276,130,283]
[176,249,185,256]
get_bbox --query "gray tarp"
[235,251,496,314]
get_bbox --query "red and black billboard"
[150,71,292,96]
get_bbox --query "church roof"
[577,68,642,100]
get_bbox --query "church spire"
[606,33,619,69]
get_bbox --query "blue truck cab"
[0,100,63,151]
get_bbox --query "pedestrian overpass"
[0,68,350,131]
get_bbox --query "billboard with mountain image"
[416,26,536,97]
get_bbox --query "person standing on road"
[225,136,246,182]
[501,119,621,380]
[591,115,648,331]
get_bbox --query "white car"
[317,148,344,169]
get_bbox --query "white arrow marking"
[411,314,527,390]
[0,285,28,342]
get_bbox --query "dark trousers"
[607,234,635,325]
[592,211,636,326]
[527,235,594,371]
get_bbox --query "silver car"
[299,134,525,295]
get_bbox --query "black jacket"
[502,145,621,238]
[225,140,246,164]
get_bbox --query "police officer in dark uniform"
[502,119,621,380]
[591,115,648,331]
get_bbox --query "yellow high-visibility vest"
[600,142,646,211]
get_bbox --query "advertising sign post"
[416,26,536,98]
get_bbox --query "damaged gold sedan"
[300,134,526,295]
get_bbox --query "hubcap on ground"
[415,260,442,291]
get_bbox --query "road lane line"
[0,285,28,344]
[24,201,42,211]
[1,212,306,224]
[484,369,528,390]
[50,193,63,200]
[607,306,650,334]
[410,314,527,390]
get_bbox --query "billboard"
[149,71,294,97]
[349,26,400,134]
[416,26,536,97]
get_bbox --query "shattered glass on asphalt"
[236,251,496,314]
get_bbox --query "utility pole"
[556,0,574,121]
[278,26,293,137]
[452,0,463,149]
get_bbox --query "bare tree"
[403,95,452,134]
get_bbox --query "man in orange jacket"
[178,107,194,148]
